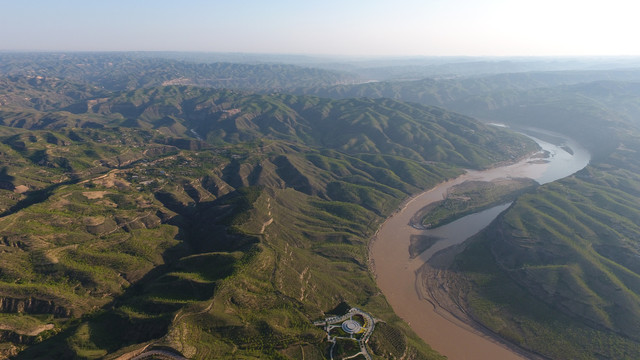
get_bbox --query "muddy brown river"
[370,128,590,360]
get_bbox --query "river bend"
[369,129,590,360]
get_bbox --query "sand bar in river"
[369,155,550,360]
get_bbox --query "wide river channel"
[369,127,590,360]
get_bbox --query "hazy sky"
[2,0,639,56]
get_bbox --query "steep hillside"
[307,68,640,359]
[0,127,457,359]
[0,85,536,169]
[298,71,640,159]
[88,87,537,168]
[0,80,537,358]
[438,116,640,359]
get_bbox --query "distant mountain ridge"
[0,53,359,91]
[298,68,640,100]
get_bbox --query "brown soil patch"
[82,191,109,200]
[13,185,28,194]
[49,196,71,210]
[89,171,130,190]
[0,323,55,336]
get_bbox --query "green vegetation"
[0,84,535,169]
[0,68,534,359]
[418,178,538,228]
[302,59,640,359]
[452,212,640,359]
[4,53,640,360]
[444,122,640,359]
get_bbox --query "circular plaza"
[341,319,362,334]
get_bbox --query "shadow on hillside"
[154,187,261,252]
[13,188,261,358]
[0,167,15,191]
[0,176,81,218]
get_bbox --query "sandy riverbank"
[369,155,550,360]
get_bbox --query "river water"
[369,128,590,360]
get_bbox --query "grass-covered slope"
[447,127,640,359]
[75,86,537,169]
[0,80,537,358]
[0,84,537,169]
[0,126,458,359]
[0,139,457,359]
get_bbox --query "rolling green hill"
[432,87,640,359]
[0,85,535,169]
[0,77,537,358]
[6,53,640,360]
[0,128,451,359]
[304,66,640,359]
[297,70,640,158]
[448,162,640,359]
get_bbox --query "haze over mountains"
[0,52,640,360]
